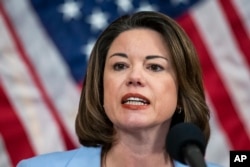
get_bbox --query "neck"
[102,123,173,167]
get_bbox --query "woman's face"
[103,28,178,131]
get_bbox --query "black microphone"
[166,123,207,167]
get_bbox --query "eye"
[113,63,128,71]
[147,64,164,72]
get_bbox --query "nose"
[126,67,145,87]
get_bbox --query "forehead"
[107,28,170,58]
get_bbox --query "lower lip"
[122,104,149,110]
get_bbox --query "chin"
[117,119,154,131]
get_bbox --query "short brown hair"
[75,11,210,151]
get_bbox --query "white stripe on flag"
[232,0,250,37]
[191,0,250,136]
[3,0,81,145]
[0,14,66,154]
[205,96,230,167]
[0,135,11,167]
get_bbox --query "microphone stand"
[183,144,207,167]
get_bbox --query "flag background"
[0,0,250,167]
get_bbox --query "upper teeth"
[124,97,148,105]
[126,97,146,103]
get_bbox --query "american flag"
[0,0,249,166]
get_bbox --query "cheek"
[103,73,121,111]
[103,73,126,125]
[103,75,113,106]
[155,78,178,115]
[103,74,114,120]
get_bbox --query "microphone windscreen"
[166,123,206,164]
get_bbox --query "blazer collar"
[67,146,101,167]
[66,146,186,167]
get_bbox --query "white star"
[86,8,109,32]
[137,2,158,12]
[171,0,189,6]
[116,0,133,13]
[81,38,96,59]
[58,0,82,21]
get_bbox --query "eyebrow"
[145,55,168,61]
[109,53,168,61]
[109,53,127,58]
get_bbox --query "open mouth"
[122,97,149,105]
[121,94,150,106]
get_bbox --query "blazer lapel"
[67,147,102,167]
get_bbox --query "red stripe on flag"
[0,83,35,166]
[0,4,76,150]
[219,0,250,67]
[177,14,250,149]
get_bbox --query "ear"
[170,107,185,128]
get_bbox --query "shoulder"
[174,161,223,167]
[17,146,102,167]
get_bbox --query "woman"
[18,11,221,167]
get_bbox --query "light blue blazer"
[17,147,221,167]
